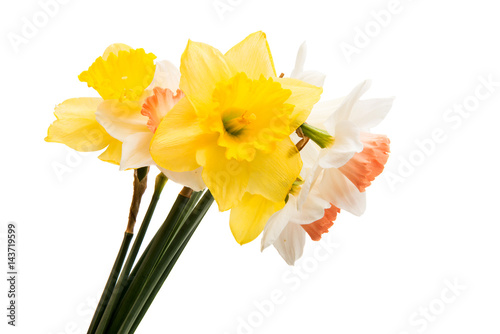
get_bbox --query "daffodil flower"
[45,43,205,190]
[150,32,323,244]
[261,45,393,264]
[45,43,156,164]
[94,56,205,190]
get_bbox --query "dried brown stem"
[295,127,310,152]
[126,168,150,233]
[179,186,193,198]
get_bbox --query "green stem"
[118,234,155,310]
[86,232,133,334]
[94,173,168,334]
[127,235,154,287]
[106,188,194,333]
[87,167,149,334]
[154,190,203,268]
[129,192,213,333]
[119,191,214,334]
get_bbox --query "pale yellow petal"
[120,131,154,171]
[157,166,206,192]
[198,145,249,212]
[102,43,133,60]
[148,60,181,91]
[98,138,122,165]
[150,97,215,172]
[95,99,148,142]
[45,97,112,152]
[230,193,285,245]
[179,40,235,108]
[225,31,276,80]
[276,77,323,130]
[247,137,302,203]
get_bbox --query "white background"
[1,0,499,333]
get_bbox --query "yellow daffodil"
[150,32,323,244]
[45,43,157,164]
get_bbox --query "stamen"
[223,109,255,136]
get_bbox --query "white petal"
[349,97,395,130]
[120,131,154,171]
[325,80,371,132]
[298,135,320,171]
[261,195,298,251]
[96,100,148,142]
[291,188,330,225]
[157,166,206,192]
[273,223,306,266]
[318,167,366,216]
[320,121,363,169]
[294,70,326,87]
[290,42,307,79]
[148,60,181,91]
[290,42,326,87]
[297,160,322,209]
[306,97,343,128]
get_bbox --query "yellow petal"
[225,31,276,80]
[150,97,215,172]
[79,48,156,101]
[98,138,122,165]
[230,193,285,245]
[276,77,323,131]
[45,97,112,152]
[247,137,302,203]
[198,145,249,212]
[179,40,235,108]
[102,43,132,60]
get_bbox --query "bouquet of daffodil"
[46,32,392,333]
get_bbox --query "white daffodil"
[95,59,205,191]
[262,44,393,265]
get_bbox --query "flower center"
[209,72,294,161]
[222,108,256,136]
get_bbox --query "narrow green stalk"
[94,173,168,334]
[107,188,194,333]
[127,235,154,287]
[87,167,149,334]
[86,232,133,334]
[118,191,214,334]
[118,235,155,310]
[154,190,203,267]
[179,190,204,224]
[129,192,213,333]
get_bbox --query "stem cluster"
[87,169,214,334]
